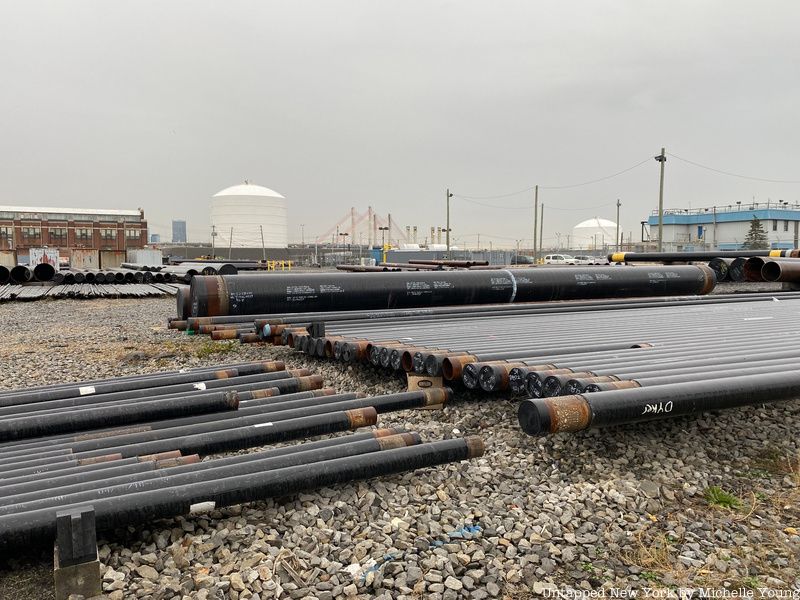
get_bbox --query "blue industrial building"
[646,202,800,251]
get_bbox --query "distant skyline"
[1,1,799,248]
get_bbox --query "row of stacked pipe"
[172,290,800,437]
[0,261,240,287]
[0,360,483,548]
[608,249,800,283]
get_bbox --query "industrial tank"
[210,183,288,248]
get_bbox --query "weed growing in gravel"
[640,571,661,583]
[703,486,742,509]
[741,576,760,589]
[196,340,237,358]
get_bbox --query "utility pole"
[228,227,233,260]
[211,225,216,256]
[538,203,544,259]
[655,147,666,251]
[300,224,305,247]
[259,225,266,261]
[615,199,621,252]
[446,188,453,257]
[533,185,538,263]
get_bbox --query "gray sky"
[1,0,799,248]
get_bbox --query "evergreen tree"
[742,216,769,250]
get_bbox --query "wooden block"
[407,374,443,391]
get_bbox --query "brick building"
[0,206,148,252]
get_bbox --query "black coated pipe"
[0,436,483,547]
[0,451,183,496]
[32,263,55,282]
[707,257,734,282]
[0,391,240,442]
[0,432,419,515]
[0,367,249,410]
[0,404,372,478]
[189,266,715,317]
[0,266,9,285]
[0,372,314,419]
[0,389,335,458]
[518,370,800,435]
[728,257,747,282]
[13,389,441,460]
[10,265,32,283]
[0,360,285,401]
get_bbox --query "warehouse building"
[646,202,800,251]
[0,205,148,253]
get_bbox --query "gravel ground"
[0,296,798,600]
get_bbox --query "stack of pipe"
[608,249,800,284]
[610,249,800,263]
[198,292,800,432]
[0,360,484,547]
[336,265,402,272]
[409,259,489,268]
[172,259,264,271]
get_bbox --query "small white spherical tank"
[210,183,288,248]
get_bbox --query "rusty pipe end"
[169,320,187,330]
[298,374,325,391]
[136,450,182,462]
[216,369,237,379]
[239,333,262,344]
[261,360,286,372]
[518,396,591,435]
[155,455,201,469]
[377,433,418,450]
[372,427,401,438]
[211,330,238,340]
[422,387,452,406]
[314,388,337,396]
[225,391,240,409]
[250,388,279,399]
[287,368,313,378]
[403,432,422,445]
[464,436,486,458]
[346,407,378,429]
[442,355,478,380]
[77,453,123,465]
[696,263,718,293]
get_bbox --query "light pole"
[655,148,666,251]
[338,232,349,250]
[615,199,621,252]
[446,189,453,257]
[300,224,305,247]
[378,226,389,262]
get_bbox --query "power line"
[453,156,652,201]
[669,153,800,184]
[539,157,652,190]
[457,197,618,211]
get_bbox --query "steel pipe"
[0,436,483,547]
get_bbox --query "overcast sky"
[1,1,799,248]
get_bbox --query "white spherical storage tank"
[211,183,288,248]
[572,217,617,249]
